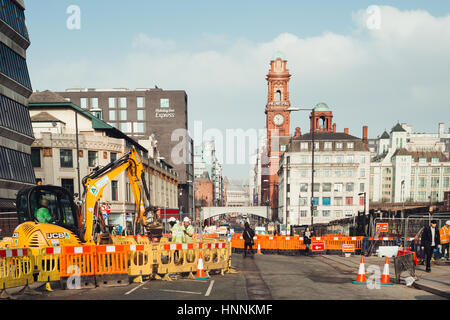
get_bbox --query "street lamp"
[287,107,315,229]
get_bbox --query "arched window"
[275,90,281,101]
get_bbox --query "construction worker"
[182,217,195,243]
[171,219,184,243]
[34,199,53,223]
[439,220,450,260]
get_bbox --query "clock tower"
[263,52,291,221]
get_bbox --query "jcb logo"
[47,233,67,239]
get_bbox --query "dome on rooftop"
[314,102,330,112]
[272,50,286,60]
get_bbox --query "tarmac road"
[12,253,444,300]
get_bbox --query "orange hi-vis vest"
[440,226,450,244]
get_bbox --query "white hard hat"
[446,220,450,225]
[183,217,190,222]
[168,217,176,222]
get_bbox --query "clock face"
[273,114,284,126]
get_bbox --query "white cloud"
[28,6,450,177]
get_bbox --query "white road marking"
[160,289,202,295]
[124,282,146,295]
[178,279,209,283]
[205,280,215,297]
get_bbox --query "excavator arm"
[80,147,152,243]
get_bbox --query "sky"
[24,1,450,179]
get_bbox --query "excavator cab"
[11,185,82,248]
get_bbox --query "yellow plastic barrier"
[111,236,137,245]
[128,244,153,280]
[95,244,129,287]
[36,247,61,283]
[0,248,34,290]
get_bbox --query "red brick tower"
[263,52,291,221]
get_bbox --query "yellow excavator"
[1,147,162,249]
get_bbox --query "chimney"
[344,128,349,134]
[362,126,368,149]
[333,123,336,133]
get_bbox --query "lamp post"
[287,107,315,229]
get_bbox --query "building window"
[432,168,440,174]
[109,97,116,108]
[322,210,331,217]
[61,178,74,195]
[323,169,331,177]
[119,110,127,121]
[418,158,427,164]
[345,197,353,205]
[90,98,98,109]
[111,180,118,201]
[300,210,308,217]
[359,183,365,193]
[109,110,116,121]
[119,97,127,108]
[299,197,308,206]
[431,157,439,163]
[92,110,102,120]
[133,122,145,133]
[300,142,308,150]
[334,183,343,192]
[336,142,343,149]
[359,196,365,205]
[80,98,88,109]
[31,148,41,168]
[346,155,354,163]
[360,169,365,177]
[322,183,332,192]
[88,151,98,167]
[160,98,170,108]
[300,183,308,192]
[120,122,132,133]
[324,142,332,150]
[334,197,343,206]
[347,142,354,149]
[335,210,342,218]
[110,152,117,162]
[322,197,331,206]
[137,109,145,121]
[137,97,145,108]
[60,149,73,168]
[313,210,319,217]
[431,177,439,188]
[444,177,449,188]
[347,169,354,177]
[312,197,319,206]
[335,156,344,163]
[418,191,426,201]
[346,183,354,192]
[313,183,320,192]
[360,156,366,163]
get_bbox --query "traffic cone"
[256,240,262,254]
[352,256,368,284]
[378,257,393,285]
[194,251,210,280]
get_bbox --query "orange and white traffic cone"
[194,251,210,280]
[352,256,368,284]
[378,257,393,285]
[256,240,262,254]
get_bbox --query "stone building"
[29,91,178,232]
[370,122,450,206]
[278,103,370,231]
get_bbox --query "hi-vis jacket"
[183,224,195,243]
[171,223,185,243]
[440,225,450,244]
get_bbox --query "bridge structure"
[199,206,271,221]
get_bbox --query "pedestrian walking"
[421,220,441,272]
[243,222,255,258]
[303,227,313,256]
[439,220,450,260]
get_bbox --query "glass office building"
[0,0,35,235]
